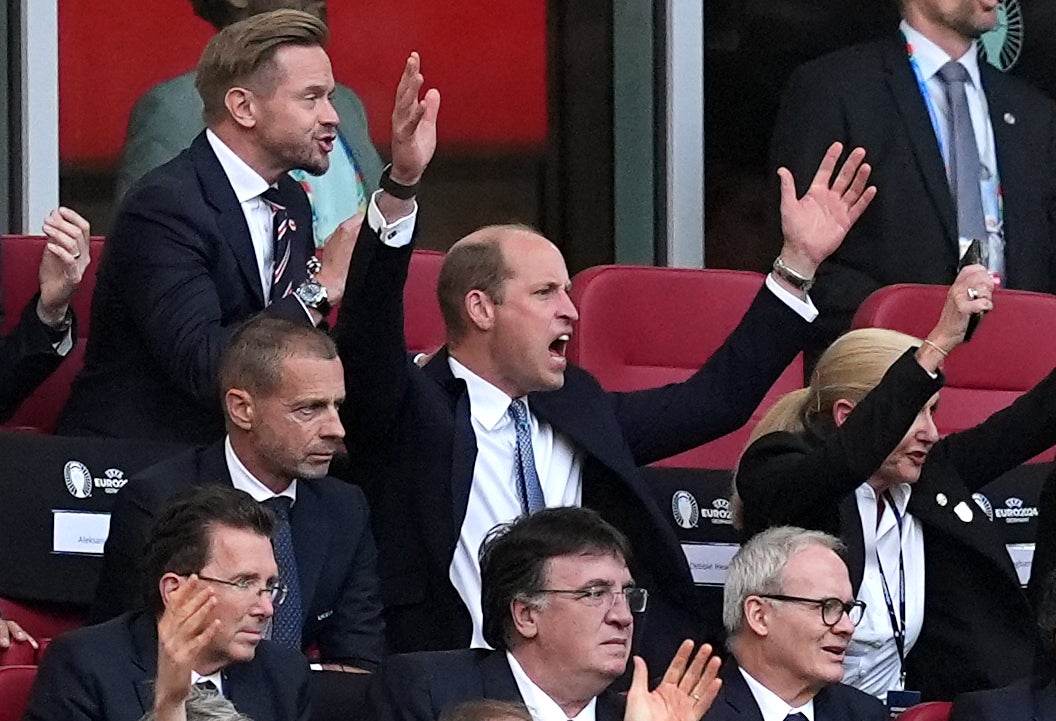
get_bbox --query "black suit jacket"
[737,349,1055,699]
[89,441,386,668]
[703,661,886,721]
[23,611,310,721]
[950,675,1056,721]
[0,293,74,422]
[333,227,811,669]
[59,131,315,443]
[368,648,625,721]
[772,33,1056,350]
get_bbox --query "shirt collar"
[224,435,297,504]
[738,667,816,721]
[448,356,524,432]
[507,651,598,721]
[856,482,912,516]
[901,19,982,90]
[206,129,271,203]
[190,669,224,696]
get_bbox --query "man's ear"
[832,398,856,427]
[159,572,184,610]
[226,389,255,432]
[510,598,540,641]
[743,596,771,638]
[225,87,257,129]
[465,290,497,332]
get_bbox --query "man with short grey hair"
[704,527,885,721]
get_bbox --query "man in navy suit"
[25,485,311,721]
[369,508,721,721]
[59,9,362,443]
[334,53,877,668]
[703,527,886,721]
[90,316,385,672]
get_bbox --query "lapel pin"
[936,493,948,507]
[1004,112,1016,125]
[288,219,297,232]
[954,501,974,523]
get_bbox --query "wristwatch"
[379,163,420,200]
[294,279,331,317]
[771,257,815,293]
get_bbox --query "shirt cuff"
[765,273,819,322]
[53,328,74,356]
[367,190,416,248]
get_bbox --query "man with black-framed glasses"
[703,526,885,721]
[25,485,310,721]
[370,507,722,721]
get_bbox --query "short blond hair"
[195,8,328,124]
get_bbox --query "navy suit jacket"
[950,675,1056,721]
[772,33,1056,351]
[703,661,886,721]
[59,131,316,443]
[333,227,811,670]
[0,293,74,422]
[89,441,386,668]
[24,611,310,721]
[368,648,625,721]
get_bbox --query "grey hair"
[140,687,252,721]
[722,526,845,637]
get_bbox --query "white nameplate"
[52,510,111,555]
[682,542,740,586]
[1006,542,1035,587]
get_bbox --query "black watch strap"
[379,164,420,200]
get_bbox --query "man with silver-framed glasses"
[369,507,722,721]
[703,526,884,721]
[25,485,310,721]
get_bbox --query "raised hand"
[777,142,876,283]
[38,207,91,327]
[154,576,220,717]
[390,52,440,187]
[624,640,723,721]
[915,264,994,370]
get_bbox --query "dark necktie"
[936,61,989,248]
[263,496,302,650]
[194,679,219,696]
[784,713,809,721]
[507,399,545,513]
[261,187,295,303]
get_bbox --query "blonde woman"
[735,264,1052,703]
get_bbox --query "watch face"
[296,280,327,307]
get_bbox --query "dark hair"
[191,0,327,33]
[195,8,328,124]
[439,700,532,721]
[479,507,631,650]
[218,316,338,403]
[144,485,275,616]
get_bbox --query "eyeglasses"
[537,585,649,612]
[197,575,288,606]
[757,594,865,627]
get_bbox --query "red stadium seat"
[851,284,1056,458]
[0,235,104,434]
[0,665,37,721]
[898,701,952,721]
[568,265,804,469]
[404,250,446,355]
[0,641,36,667]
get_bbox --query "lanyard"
[876,489,908,687]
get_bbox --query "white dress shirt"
[843,483,925,699]
[448,359,582,648]
[508,651,597,721]
[739,667,815,721]
[191,669,225,696]
[224,435,298,504]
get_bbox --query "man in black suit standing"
[59,9,362,443]
[90,316,385,673]
[369,507,722,721]
[704,526,885,721]
[335,48,876,669]
[25,485,310,721]
[771,0,1056,355]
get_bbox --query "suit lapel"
[424,348,476,539]
[715,663,766,721]
[190,132,267,307]
[290,480,329,619]
[983,64,1027,283]
[838,494,866,595]
[479,651,526,703]
[881,35,958,249]
[130,612,160,714]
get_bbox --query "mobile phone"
[958,238,985,342]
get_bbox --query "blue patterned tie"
[507,399,546,513]
[263,496,302,650]
[261,187,295,304]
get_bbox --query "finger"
[829,146,866,196]
[42,226,80,255]
[679,642,712,691]
[776,167,797,208]
[5,621,38,650]
[42,215,85,246]
[809,142,843,190]
[843,161,872,202]
[56,207,91,238]
[421,88,441,126]
[0,622,10,648]
[629,655,649,699]
[661,638,695,686]
[693,673,723,714]
[846,185,877,224]
[45,242,81,270]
